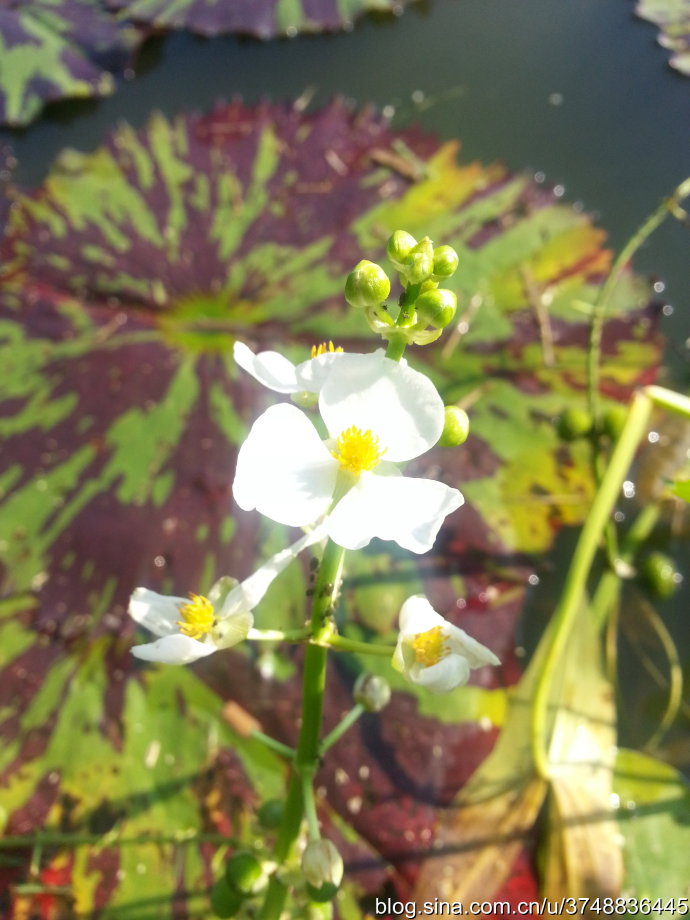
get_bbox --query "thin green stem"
[247,626,311,643]
[531,389,653,778]
[587,177,690,423]
[319,704,364,755]
[301,771,320,839]
[250,731,295,760]
[257,538,346,920]
[324,634,394,657]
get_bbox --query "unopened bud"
[438,406,470,447]
[414,288,457,328]
[432,244,459,279]
[210,878,243,918]
[257,798,284,829]
[344,260,390,309]
[353,673,391,712]
[386,230,417,269]
[556,407,592,441]
[403,238,434,285]
[302,839,343,901]
[225,851,267,896]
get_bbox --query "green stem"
[250,731,295,759]
[587,176,690,423]
[257,539,345,920]
[319,704,364,754]
[247,626,311,643]
[531,389,653,778]
[384,282,420,362]
[324,634,394,657]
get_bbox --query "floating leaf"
[0,0,142,126]
[613,748,690,902]
[636,0,690,76]
[107,0,417,40]
[0,101,662,912]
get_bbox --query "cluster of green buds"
[344,231,460,348]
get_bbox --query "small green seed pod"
[639,552,681,600]
[600,404,628,442]
[438,406,470,447]
[403,238,435,285]
[353,673,391,712]
[556,407,593,441]
[225,851,267,896]
[344,260,391,309]
[257,798,285,829]
[386,230,417,269]
[414,288,457,328]
[432,244,459,279]
[210,879,243,918]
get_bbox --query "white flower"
[234,340,345,396]
[233,351,463,554]
[129,528,323,664]
[393,595,500,692]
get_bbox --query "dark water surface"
[3,0,689,366]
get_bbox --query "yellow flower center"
[311,341,343,358]
[410,625,448,667]
[331,426,386,474]
[177,593,215,640]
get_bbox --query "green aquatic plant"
[0,101,673,915]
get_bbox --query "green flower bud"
[556,407,592,441]
[432,244,459,279]
[600,404,627,442]
[403,238,434,285]
[353,673,391,712]
[302,840,343,901]
[414,288,457,328]
[225,851,267,896]
[639,552,682,600]
[257,798,284,829]
[439,406,470,447]
[344,260,390,309]
[210,879,243,918]
[386,230,417,269]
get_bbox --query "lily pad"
[636,0,690,76]
[107,0,416,40]
[0,101,662,913]
[0,0,142,127]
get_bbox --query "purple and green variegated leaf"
[0,0,142,127]
[636,0,690,76]
[0,101,662,913]
[107,0,416,40]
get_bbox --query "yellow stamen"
[410,625,448,667]
[177,593,215,640]
[331,426,386,474]
[311,341,343,359]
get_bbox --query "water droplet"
[548,92,564,106]
[347,796,362,814]
[528,573,540,586]
[382,105,395,120]
[534,171,546,183]
[623,480,636,499]
[662,303,673,315]
[553,184,565,198]
[614,510,625,523]
[455,598,466,609]
[411,89,425,105]
[653,281,666,294]
[153,555,166,568]
[648,431,660,443]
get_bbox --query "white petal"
[410,654,471,692]
[211,610,254,649]
[398,595,446,636]
[128,588,187,637]
[233,403,337,527]
[221,523,328,614]
[294,351,346,392]
[131,634,216,665]
[233,341,300,393]
[326,473,463,553]
[445,622,501,668]
[319,353,444,461]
